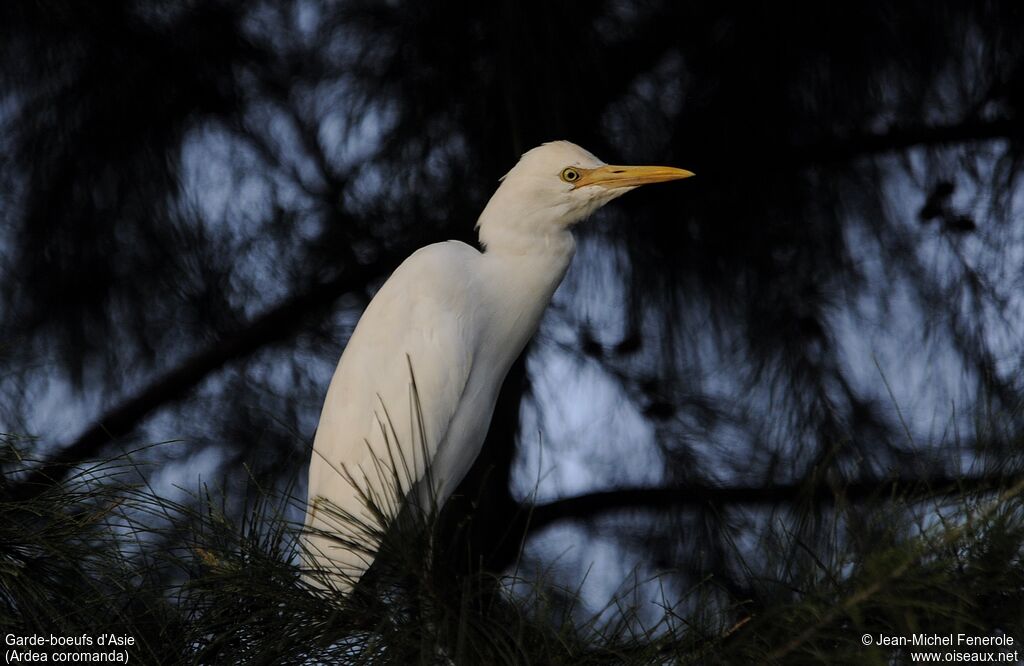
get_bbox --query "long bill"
[574,164,695,190]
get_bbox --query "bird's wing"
[304,241,481,584]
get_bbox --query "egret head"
[477,141,693,251]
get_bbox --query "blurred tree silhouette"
[3,0,1024,658]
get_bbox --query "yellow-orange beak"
[573,164,695,190]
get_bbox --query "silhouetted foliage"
[3,1,1024,661]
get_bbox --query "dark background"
[3,1,1024,662]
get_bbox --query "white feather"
[304,141,690,590]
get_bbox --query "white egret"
[304,141,693,590]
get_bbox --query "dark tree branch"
[796,117,1021,166]
[5,252,405,501]
[523,471,1024,534]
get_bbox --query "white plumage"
[304,141,692,590]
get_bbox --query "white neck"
[478,221,576,259]
[475,173,584,258]
[475,222,575,361]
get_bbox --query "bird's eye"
[560,168,581,183]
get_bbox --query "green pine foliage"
[3,433,1022,665]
